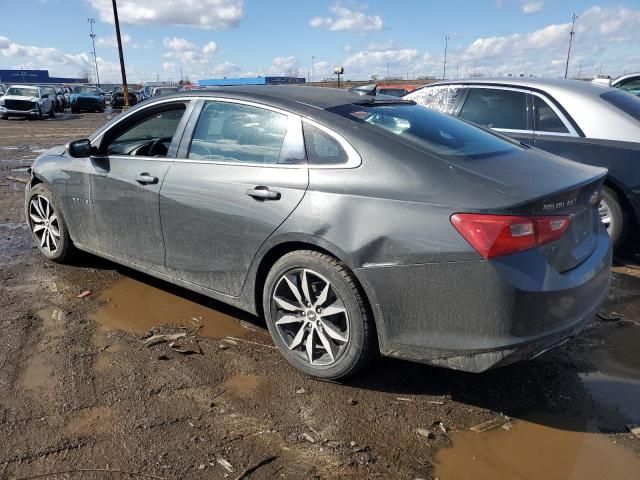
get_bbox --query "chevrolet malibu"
[25,86,612,379]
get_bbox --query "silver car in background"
[406,78,640,248]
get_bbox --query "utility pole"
[87,18,100,88]
[473,59,477,77]
[112,0,129,108]
[456,62,459,80]
[386,62,389,84]
[443,35,450,80]
[564,13,578,79]
[311,55,315,83]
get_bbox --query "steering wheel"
[148,137,171,157]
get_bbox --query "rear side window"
[188,101,288,164]
[601,90,640,121]
[302,123,348,165]
[405,85,464,114]
[532,96,569,133]
[329,102,520,160]
[459,88,529,131]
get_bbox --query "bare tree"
[78,68,92,83]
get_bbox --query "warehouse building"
[198,76,306,87]
[0,69,85,84]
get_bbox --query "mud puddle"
[581,324,640,422]
[434,412,640,480]
[90,277,253,339]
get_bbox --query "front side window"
[303,122,348,165]
[532,96,569,133]
[188,101,288,164]
[405,85,465,114]
[104,104,186,157]
[459,88,529,131]
[330,102,520,160]
[616,78,640,93]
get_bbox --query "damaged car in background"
[25,86,612,379]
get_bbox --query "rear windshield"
[329,102,521,160]
[601,90,640,121]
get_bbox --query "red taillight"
[451,214,571,259]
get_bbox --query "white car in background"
[592,73,640,96]
[0,85,55,120]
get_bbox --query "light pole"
[111,0,129,108]
[443,35,450,80]
[564,13,578,79]
[87,18,100,88]
[311,55,315,83]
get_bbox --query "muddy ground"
[1,111,639,480]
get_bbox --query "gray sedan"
[25,86,611,379]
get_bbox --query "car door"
[73,99,193,270]
[456,86,535,145]
[160,98,308,296]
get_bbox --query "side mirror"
[68,139,92,158]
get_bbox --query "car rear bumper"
[357,229,612,372]
[0,106,39,117]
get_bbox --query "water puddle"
[581,324,640,422]
[90,277,251,339]
[434,412,640,480]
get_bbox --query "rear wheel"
[27,184,75,263]
[599,186,626,248]
[263,250,375,380]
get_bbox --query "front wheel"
[263,250,375,380]
[599,186,627,249]
[27,184,75,263]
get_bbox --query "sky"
[0,0,639,84]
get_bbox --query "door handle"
[135,173,158,185]
[246,186,281,201]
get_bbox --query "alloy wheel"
[29,194,60,254]
[598,199,612,230]
[271,268,350,366]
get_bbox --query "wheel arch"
[247,235,383,350]
[603,174,639,229]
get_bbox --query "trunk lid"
[450,147,607,272]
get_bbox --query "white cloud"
[522,1,543,14]
[309,3,383,32]
[88,0,244,29]
[202,41,218,55]
[96,33,132,48]
[162,37,218,65]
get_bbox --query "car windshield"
[329,101,521,160]
[75,87,100,95]
[601,90,640,121]
[6,87,38,98]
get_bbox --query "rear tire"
[600,186,626,249]
[27,184,76,263]
[263,250,375,380]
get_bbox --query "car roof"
[417,78,640,142]
[161,85,367,110]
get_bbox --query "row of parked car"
[0,83,185,119]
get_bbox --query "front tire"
[599,186,626,248]
[263,250,375,380]
[27,184,75,263]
